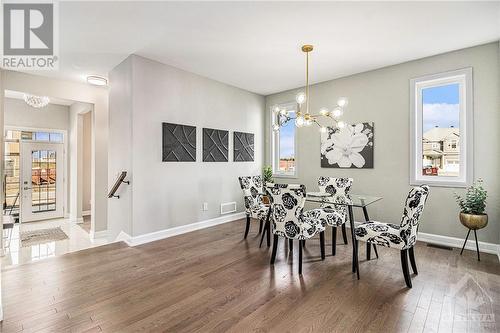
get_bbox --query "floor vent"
[426,243,453,251]
[220,202,237,215]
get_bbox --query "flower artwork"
[321,122,374,168]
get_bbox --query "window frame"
[271,102,298,178]
[409,67,473,188]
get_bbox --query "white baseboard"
[418,232,499,256]
[124,212,246,247]
[82,210,91,217]
[90,229,108,240]
[70,217,84,224]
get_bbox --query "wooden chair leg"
[355,240,360,280]
[320,231,325,260]
[373,244,379,258]
[341,223,348,244]
[366,243,371,260]
[289,239,293,252]
[259,220,267,248]
[258,219,263,234]
[460,229,471,255]
[244,215,251,239]
[408,246,418,275]
[266,220,271,247]
[270,235,279,264]
[299,240,304,275]
[401,249,412,288]
[332,226,337,256]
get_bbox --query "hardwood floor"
[1,218,499,332]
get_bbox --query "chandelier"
[272,45,348,133]
[23,94,50,108]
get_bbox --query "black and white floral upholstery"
[304,177,353,227]
[238,176,269,220]
[266,184,325,240]
[353,185,430,288]
[354,185,429,250]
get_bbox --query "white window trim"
[409,67,473,188]
[271,102,298,178]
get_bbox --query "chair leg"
[408,246,418,275]
[320,231,325,260]
[289,239,293,252]
[266,219,271,247]
[270,235,279,264]
[258,219,263,234]
[373,244,379,259]
[460,229,471,255]
[244,215,251,239]
[366,243,371,260]
[332,226,337,256]
[401,249,412,288]
[355,240,360,280]
[474,230,480,261]
[299,240,304,275]
[259,220,267,248]
[341,223,348,245]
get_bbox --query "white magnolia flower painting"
[321,122,374,168]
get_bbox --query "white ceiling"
[32,1,500,95]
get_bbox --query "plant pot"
[459,212,488,230]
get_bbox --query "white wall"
[108,55,265,238]
[82,111,92,213]
[4,98,69,130]
[3,70,109,235]
[266,42,500,244]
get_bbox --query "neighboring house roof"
[423,127,459,142]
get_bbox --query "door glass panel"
[31,150,57,213]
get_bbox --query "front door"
[20,142,64,222]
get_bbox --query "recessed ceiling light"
[87,75,108,86]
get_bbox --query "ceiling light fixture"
[87,75,108,86]
[23,94,50,108]
[273,45,349,132]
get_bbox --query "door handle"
[24,187,32,190]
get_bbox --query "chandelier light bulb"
[320,126,327,133]
[273,105,281,114]
[305,119,312,126]
[319,107,329,116]
[295,92,306,105]
[295,116,305,127]
[337,97,348,108]
[272,124,280,131]
[337,121,346,129]
[332,107,343,118]
[279,108,288,116]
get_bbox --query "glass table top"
[306,193,382,207]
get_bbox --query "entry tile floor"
[1,217,107,266]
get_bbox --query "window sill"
[410,179,469,188]
[273,173,298,179]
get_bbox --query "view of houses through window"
[421,83,460,177]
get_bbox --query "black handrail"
[108,171,130,199]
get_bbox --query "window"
[271,103,297,177]
[410,68,473,187]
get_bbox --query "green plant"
[454,179,487,215]
[263,165,273,184]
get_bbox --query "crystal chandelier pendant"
[23,94,50,108]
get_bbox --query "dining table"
[306,193,383,279]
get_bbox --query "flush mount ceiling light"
[23,94,50,108]
[272,45,349,133]
[87,75,108,86]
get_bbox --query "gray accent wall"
[108,55,265,239]
[265,42,500,244]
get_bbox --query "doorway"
[20,141,64,222]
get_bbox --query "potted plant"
[454,179,488,230]
[262,166,273,205]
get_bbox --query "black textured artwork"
[162,123,196,162]
[203,128,228,162]
[233,132,254,162]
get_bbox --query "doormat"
[20,227,69,247]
